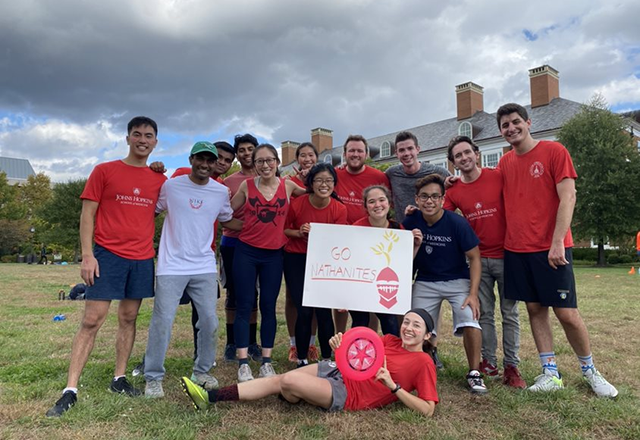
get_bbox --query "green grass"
[0,264,638,439]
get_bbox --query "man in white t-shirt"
[143,141,242,398]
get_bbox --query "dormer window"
[381,141,391,158]
[458,121,472,138]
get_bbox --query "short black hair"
[447,136,479,162]
[127,116,158,136]
[214,141,235,157]
[496,103,529,127]
[415,173,445,195]
[234,133,259,150]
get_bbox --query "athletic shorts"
[504,249,577,308]
[411,279,481,337]
[317,360,347,412]
[84,244,154,301]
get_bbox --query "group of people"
[46,102,618,419]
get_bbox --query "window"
[381,141,391,158]
[481,151,502,168]
[458,121,472,138]
[324,154,332,164]
[428,160,448,171]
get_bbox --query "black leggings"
[283,252,334,360]
[349,310,400,336]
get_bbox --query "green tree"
[558,94,640,266]
[19,172,53,219]
[38,179,86,261]
[0,219,30,256]
[0,172,26,220]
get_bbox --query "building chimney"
[529,65,559,108]
[280,140,300,166]
[311,127,333,154]
[455,82,484,120]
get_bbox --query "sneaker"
[308,345,319,362]
[145,380,164,398]
[191,372,219,391]
[503,365,527,389]
[432,347,444,370]
[180,377,209,411]
[479,359,499,380]
[528,369,563,392]
[259,362,277,378]
[248,343,262,362]
[224,344,236,363]
[296,359,309,368]
[583,368,618,398]
[45,391,77,417]
[132,359,145,377]
[288,345,298,362]
[238,364,254,383]
[110,377,142,396]
[466,371,489,394]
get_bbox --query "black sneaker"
[248,343,262,362]
[110,377,142,396]
[431,347,444,370]
[45,391,77,417]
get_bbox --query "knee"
[80,315,103,334]
[279,371,300,394]
[554,308,583,327]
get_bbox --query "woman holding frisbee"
[284,163,348,368]
[230,144,305,382]
[181,309,438,416]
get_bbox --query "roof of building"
[0,156,36,181]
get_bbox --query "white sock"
[309,335,316,344]
[63,387,78,395]
[290,337,296,346]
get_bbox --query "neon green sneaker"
[180,377,209,410]
[528,369,563,392]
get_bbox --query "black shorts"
[504,249,577,308]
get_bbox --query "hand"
[329,332,343,350]
[412,229,423,247]
[80,254,100,286]
[404,205,418,216]
[444,175,458,189]
[149,161,166,173]
[374,357,395,389]
[299,223,311,237]
[462,294,480,320]
[548,241,568,269]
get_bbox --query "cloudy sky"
[1,0,639,181]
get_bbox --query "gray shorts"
[412,279,481,337]
[317,360,347,412]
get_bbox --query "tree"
[558,94,640,266]
[38,179,86,261]
[0,172,26,220]
[0,219,30,256]
[19,172,53,219]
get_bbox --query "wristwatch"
[391,383,402,394]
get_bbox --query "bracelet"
[391,383,401,394]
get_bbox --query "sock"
[238,358,249,366]
[578,354,594,374]
[113,375,125,381]
[249,323,258,345]
[297,359,308,367]
[207,384,239,403]
[290,337,296,346]
[226,323,234,345]
[262,356,272,365]
[63,387,78,395]
[539,352,559,376]
[309,335,316,345]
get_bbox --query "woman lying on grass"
[181,309,438,416]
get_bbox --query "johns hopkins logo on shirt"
[530,161,545,178]
[425,245,433,255]
[475,202,482,210]
[189,198,203,210]
[349,191,355,197]
[558,289,569,300]
[133,188,141,196]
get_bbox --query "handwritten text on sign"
[303,223,413,313]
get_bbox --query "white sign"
[303,223,413,313]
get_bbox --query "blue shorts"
[85,244,155,301]
[504,249,577,308]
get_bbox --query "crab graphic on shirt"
[248,197,286,225]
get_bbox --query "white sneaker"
[583,368,618,398]
[528,369,563,392]
[191,372,219,391]
[466,370,488,395]
[259,362,277,378]
[238,364,254,383]
[145,380,164,398]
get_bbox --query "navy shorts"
[84,244,155,301]
[504,249,577,308]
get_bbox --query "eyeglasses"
[312,178,335,185]
[255,157,277,166]
[417,193,443,202]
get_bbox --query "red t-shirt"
[223,171,253,239]
[344,335,438,411]
[335,166,390,224]
[240,178,289,249]
[171,167,224,251]
[81,160,167,259]
[352,216,404,229]
[498,141,577,252]
[443,168,505,258]
[284,195,348,254]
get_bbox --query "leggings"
[349,310,400,336]
[233,241,283,350]
[283,252,334,360]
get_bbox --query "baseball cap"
[190,141,218,158]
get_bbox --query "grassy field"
[0,263,638,440]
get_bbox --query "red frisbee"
[335,327,385,381]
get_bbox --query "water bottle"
[53,314,66,322]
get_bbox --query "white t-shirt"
[156,175,233,276]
